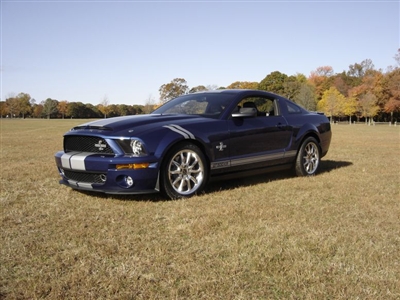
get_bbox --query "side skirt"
[209,163,293,182]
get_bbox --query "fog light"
[116,175,135,188]
[125,176,134,187]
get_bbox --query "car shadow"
[80,190,166,202]
[77,160,352,202]
[205,159,353,194]
[318,159,353,174]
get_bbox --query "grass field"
[1,119,399,299]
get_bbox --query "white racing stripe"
[61,152,91,170]
[164,124,195,139]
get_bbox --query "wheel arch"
[295,124,322,153]
[157,137,211,171]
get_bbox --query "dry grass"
[1,119,399,299]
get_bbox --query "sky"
[1,0,399,106]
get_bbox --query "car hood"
[68,114,208,136]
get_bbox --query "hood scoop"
[71,125,113,131]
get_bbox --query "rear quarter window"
[287,101,303,114]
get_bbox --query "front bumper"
[55,151,160,194]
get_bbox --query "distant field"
[1,119,399,299]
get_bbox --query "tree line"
[2,49,399,122]
[0,95,147,119]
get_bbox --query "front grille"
[64,136,114,154]
[63,169,105,184]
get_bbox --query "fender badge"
[216,142,227,152]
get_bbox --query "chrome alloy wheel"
[167,149,205,195]
[302,141,320,175]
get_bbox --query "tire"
[295,137,320,176]
[161,143,208,199]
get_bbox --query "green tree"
[67,102,81,118]
[226,81,258,90]
[132,105,143,115]
[159,78,189,104]
[347,59,375,78]
[258,71,288,95]
[84,103,101,118]
[294,83,316,111]
[283,75,302,100]
[42,98,58,119]
[118,104,129,116]
[189,85,208,93]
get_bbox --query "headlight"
[116,138,147,156]
[130,139,143,155]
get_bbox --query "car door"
[227,96,292,171]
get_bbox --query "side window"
[238,97,277,116]
[286,101,302,114]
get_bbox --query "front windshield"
[152,93,234,119]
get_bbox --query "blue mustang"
[55,89,332,199]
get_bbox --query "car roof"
[192,89,281,98]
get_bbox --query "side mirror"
[232,107,257,118]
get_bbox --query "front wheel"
[161,143,208,199]
[295,137,320,176]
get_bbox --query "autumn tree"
[98,96,111,118]
[0,101,8,117]
[5,95,20,118]
[32,103,43,118]
[159,78,189,104]
[57,100,68,119]
[143,95,156,114]
[332,72,354,96]
[308,66,334,100]
[358,92,380,124]
[317,87,345,122]
[16,93,32,118]
[384,67,400,123]
[341,96,358,123]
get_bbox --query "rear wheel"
[295,137,320,176]
[161,143,208,199]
